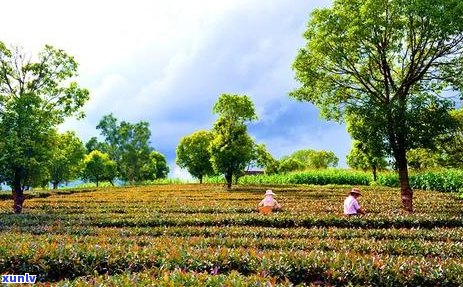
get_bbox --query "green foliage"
[347,140,388,170]
[176,130,214,183]
[209,94,257,188]
[279,149,339,172]
[210,120,254,188]
[431,108,463,168]
[206,169,371,186]
[94,114,168,182]
[407,148,439,170]
[378,169,463,193]
[278,158,305,173]
[82,150,117,187]
[150,151,169,179]
[306,150,338,169]
[1,184,463,285]
[347,140,389,181]
[48,131,86,189]
[252,144,279,174]
[85,136,108,153]
[212,94,258,123]
[291,0,463,211]
[0,42,89,212]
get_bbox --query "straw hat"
[349,187,362,196]
[265,190,276,196]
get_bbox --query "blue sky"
[1,0,351,177]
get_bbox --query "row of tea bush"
[205,169,463,193]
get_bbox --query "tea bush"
[378,169,463,193]
[0,184,462,286]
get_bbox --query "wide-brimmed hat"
[349,188,362,195]
[265,190,276,196]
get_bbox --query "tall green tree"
[278,157,305,173]
[176,130,214,183]
[252,144,279,175]
[0,43,89,213]
[209,94,257,188]
[292,0,463,211]
[346,113,389,181]
[85,137,108,153]
[307,150,339,169]
[280,149,339,172]
[347,140,389,181]
[149,151,169,179]
[82,150,117,187]
[49,131,86,189]
[406,148,438,170]
[95,114,167,182]
[432,109,463,168]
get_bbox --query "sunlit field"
[1,184,463,286]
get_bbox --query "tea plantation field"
[1,184,463,286]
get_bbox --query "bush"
[378,169,463,192]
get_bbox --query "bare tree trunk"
[386,95,413,212]
[12,173,24,214]
[372,165,377,182]
[396,147,413,212]
[199,175,203,184]
[398,168,413,212]
[225,172,232,189]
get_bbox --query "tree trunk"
[372,165,377,182]
[225,172,232,189]
[12,173,24,214]
[199,175,203,184]
[52,182,58,190]
[396,147,413,212]
[386,93,413,212]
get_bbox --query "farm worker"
[343,187,365,216]
[258,190,281,214]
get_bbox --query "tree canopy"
[209,94,257,188]
[49,131,86,189]
[82,150,117,187]
[279,149,339,173]
[0,43,89,213]
[93,114,168,182]
[292,0,463,211]
[347,140,389,181]
[176,130,214,183]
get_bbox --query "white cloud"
[3,0,349,175]
[172,165,194,181]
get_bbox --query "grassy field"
[1,184,463,286]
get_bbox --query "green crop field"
[1,184,463,286]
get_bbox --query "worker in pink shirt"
[344,187,365,216]
[258,190,281,214]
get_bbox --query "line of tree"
[176,94,257,188]
[0,43,90,213]
[0,43,169,213]
[85,114,169,184]
[176,94,339,187]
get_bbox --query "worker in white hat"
[343,187,365,216]
[258,190,281,214]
